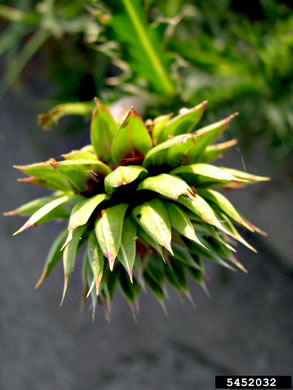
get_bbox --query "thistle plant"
[6,99,269,318]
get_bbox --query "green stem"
[122,0,175,96]
[38,102,96,130]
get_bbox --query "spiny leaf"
[177,194,229,234]
[63,194,108,249]
[81,250,90,304]
[187,239,235,271]
[91,98,117,163]
[205,235,246,272]
[165,202,206,248]
[14,162,72,191]
[171,163,245,187]
[117,217,137,282]
[4,194,60,216]
[184,113,237,163]
[35,229,68,289]
[105,165,148,195]
[137,174,193,199]
[61,225,87,305]
[132,198,173,254]
[95,203,128,270]
[17,176,66,191]
[158,101,207,143]
[62,145,96,160]
[87,230,104,295]
[143,133,197,169]
[34,203,72,225]
[198,188,253,231]
[216,212,257,253]
[219,167,270,183]
[13,194,80,236]
[51,159,111,192]
[111,107,152,164]
[85,256,98,320]
[201,139,238,163]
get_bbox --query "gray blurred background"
[1,1,293,388]
[1,81,293,389]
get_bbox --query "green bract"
[7,98,270,319]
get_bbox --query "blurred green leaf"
[109,0,175,95]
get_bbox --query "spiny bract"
[6,99,269,319]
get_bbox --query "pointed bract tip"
[17,177,36,184]
[127,268,133,283]
[184,290,196,308]
[95,280,101,296]
[230,112,239,119]
[91,304,97,322]
[130,304,137,322]
[34,270,47,289]
[201,281,210,298]
[224,112,239,127]
[48,159,58,169]
[124,105,145,123]
[60,275,69,306]
[195,100,208,110]
[81,288,88,305]
[94,96,108,112]
[197,99,208,117]
[86,279,96,299]
[163,243,173,256]
[3,210,18,216]
[13,223,30,236]
[13,164,25,171]
[107,253,115,271]
[257,176,271,182]
[233,259,248,273]
[60,232,72,251]
[159,300,168,317]
[251,224,267,236]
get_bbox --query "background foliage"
[0,0,292,166]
